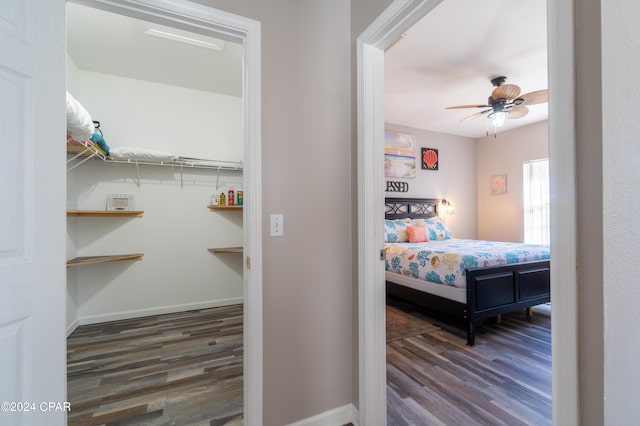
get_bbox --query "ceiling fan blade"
[460,108,491,123]
[446,104,490,109]
[508,105,529,119]
[491,83,521,100]
[519,89,548,105]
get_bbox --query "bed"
[384,197,550,345]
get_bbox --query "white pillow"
[109,147,177,163]
[66,92,95,141]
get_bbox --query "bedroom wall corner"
[476,121,549,242]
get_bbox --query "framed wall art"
[490,174,507,195]
[384,131,416,178]
[421,148,439,170]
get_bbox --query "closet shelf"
[208,247,243,254]
[67,140,243,173]
[67,140,242,189]
[208,205,243,211]
[66,254,144,268]
[67,210,144,218]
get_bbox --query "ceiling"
[67,1,546,138]
[384,0,548,139]
[66,3,243,97]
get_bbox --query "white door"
[0,0,67,425]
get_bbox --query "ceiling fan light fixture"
[489,111,508,128]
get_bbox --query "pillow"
[412,217,452,240]
[406,225,429,243]
[384,219,410,243]
[66,92,95,141]
[109,147,177,163]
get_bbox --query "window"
[523,158,550,244]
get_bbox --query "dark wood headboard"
[385,197,440,220]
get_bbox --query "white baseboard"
[287,404,359,426]
[76,297,244,326]
[66,318,80,337]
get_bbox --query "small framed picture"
[421,148,439,170]
[490,174,507,195]
[107,194,134,211]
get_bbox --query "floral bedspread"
[385,239,550,288]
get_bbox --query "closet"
[65,2,244,334]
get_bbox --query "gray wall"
[576,0,604,423]
[194,1,354,424]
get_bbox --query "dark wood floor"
[387,297,551,426]
[67,300,549,425]
[67,304,243,426]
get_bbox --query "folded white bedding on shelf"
[108,147,178,163]
[66,91,95,142]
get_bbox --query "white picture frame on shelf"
[107,194,134,211]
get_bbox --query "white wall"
[477,121,549,242]
[384,124,478,239]
[67,70,243,327]
[78,71,243,161]
[602,0,640,423]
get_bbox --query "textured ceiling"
[66,3,243,97]
[384,0,548,139]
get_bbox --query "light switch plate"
[270,214,283,236]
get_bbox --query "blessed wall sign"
[386,181,409,192]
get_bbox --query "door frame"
[67,0,263,423]
[356,0,578,424]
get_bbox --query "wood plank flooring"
[67,300,549,425]
[387,297,551,426]
[67,304,243,426]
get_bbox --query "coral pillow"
[406,225,429,243]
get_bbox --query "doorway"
[64,0,262,422]
[356,0,578,424]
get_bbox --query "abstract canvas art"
[384,131,416,178]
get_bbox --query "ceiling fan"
[446,76,548,127]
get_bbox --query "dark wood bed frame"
[385,197,550,345]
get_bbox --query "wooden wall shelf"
[67,210,144,218]
[66,254,144,268]
[207,206,243,211]
[208,247,243,254]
